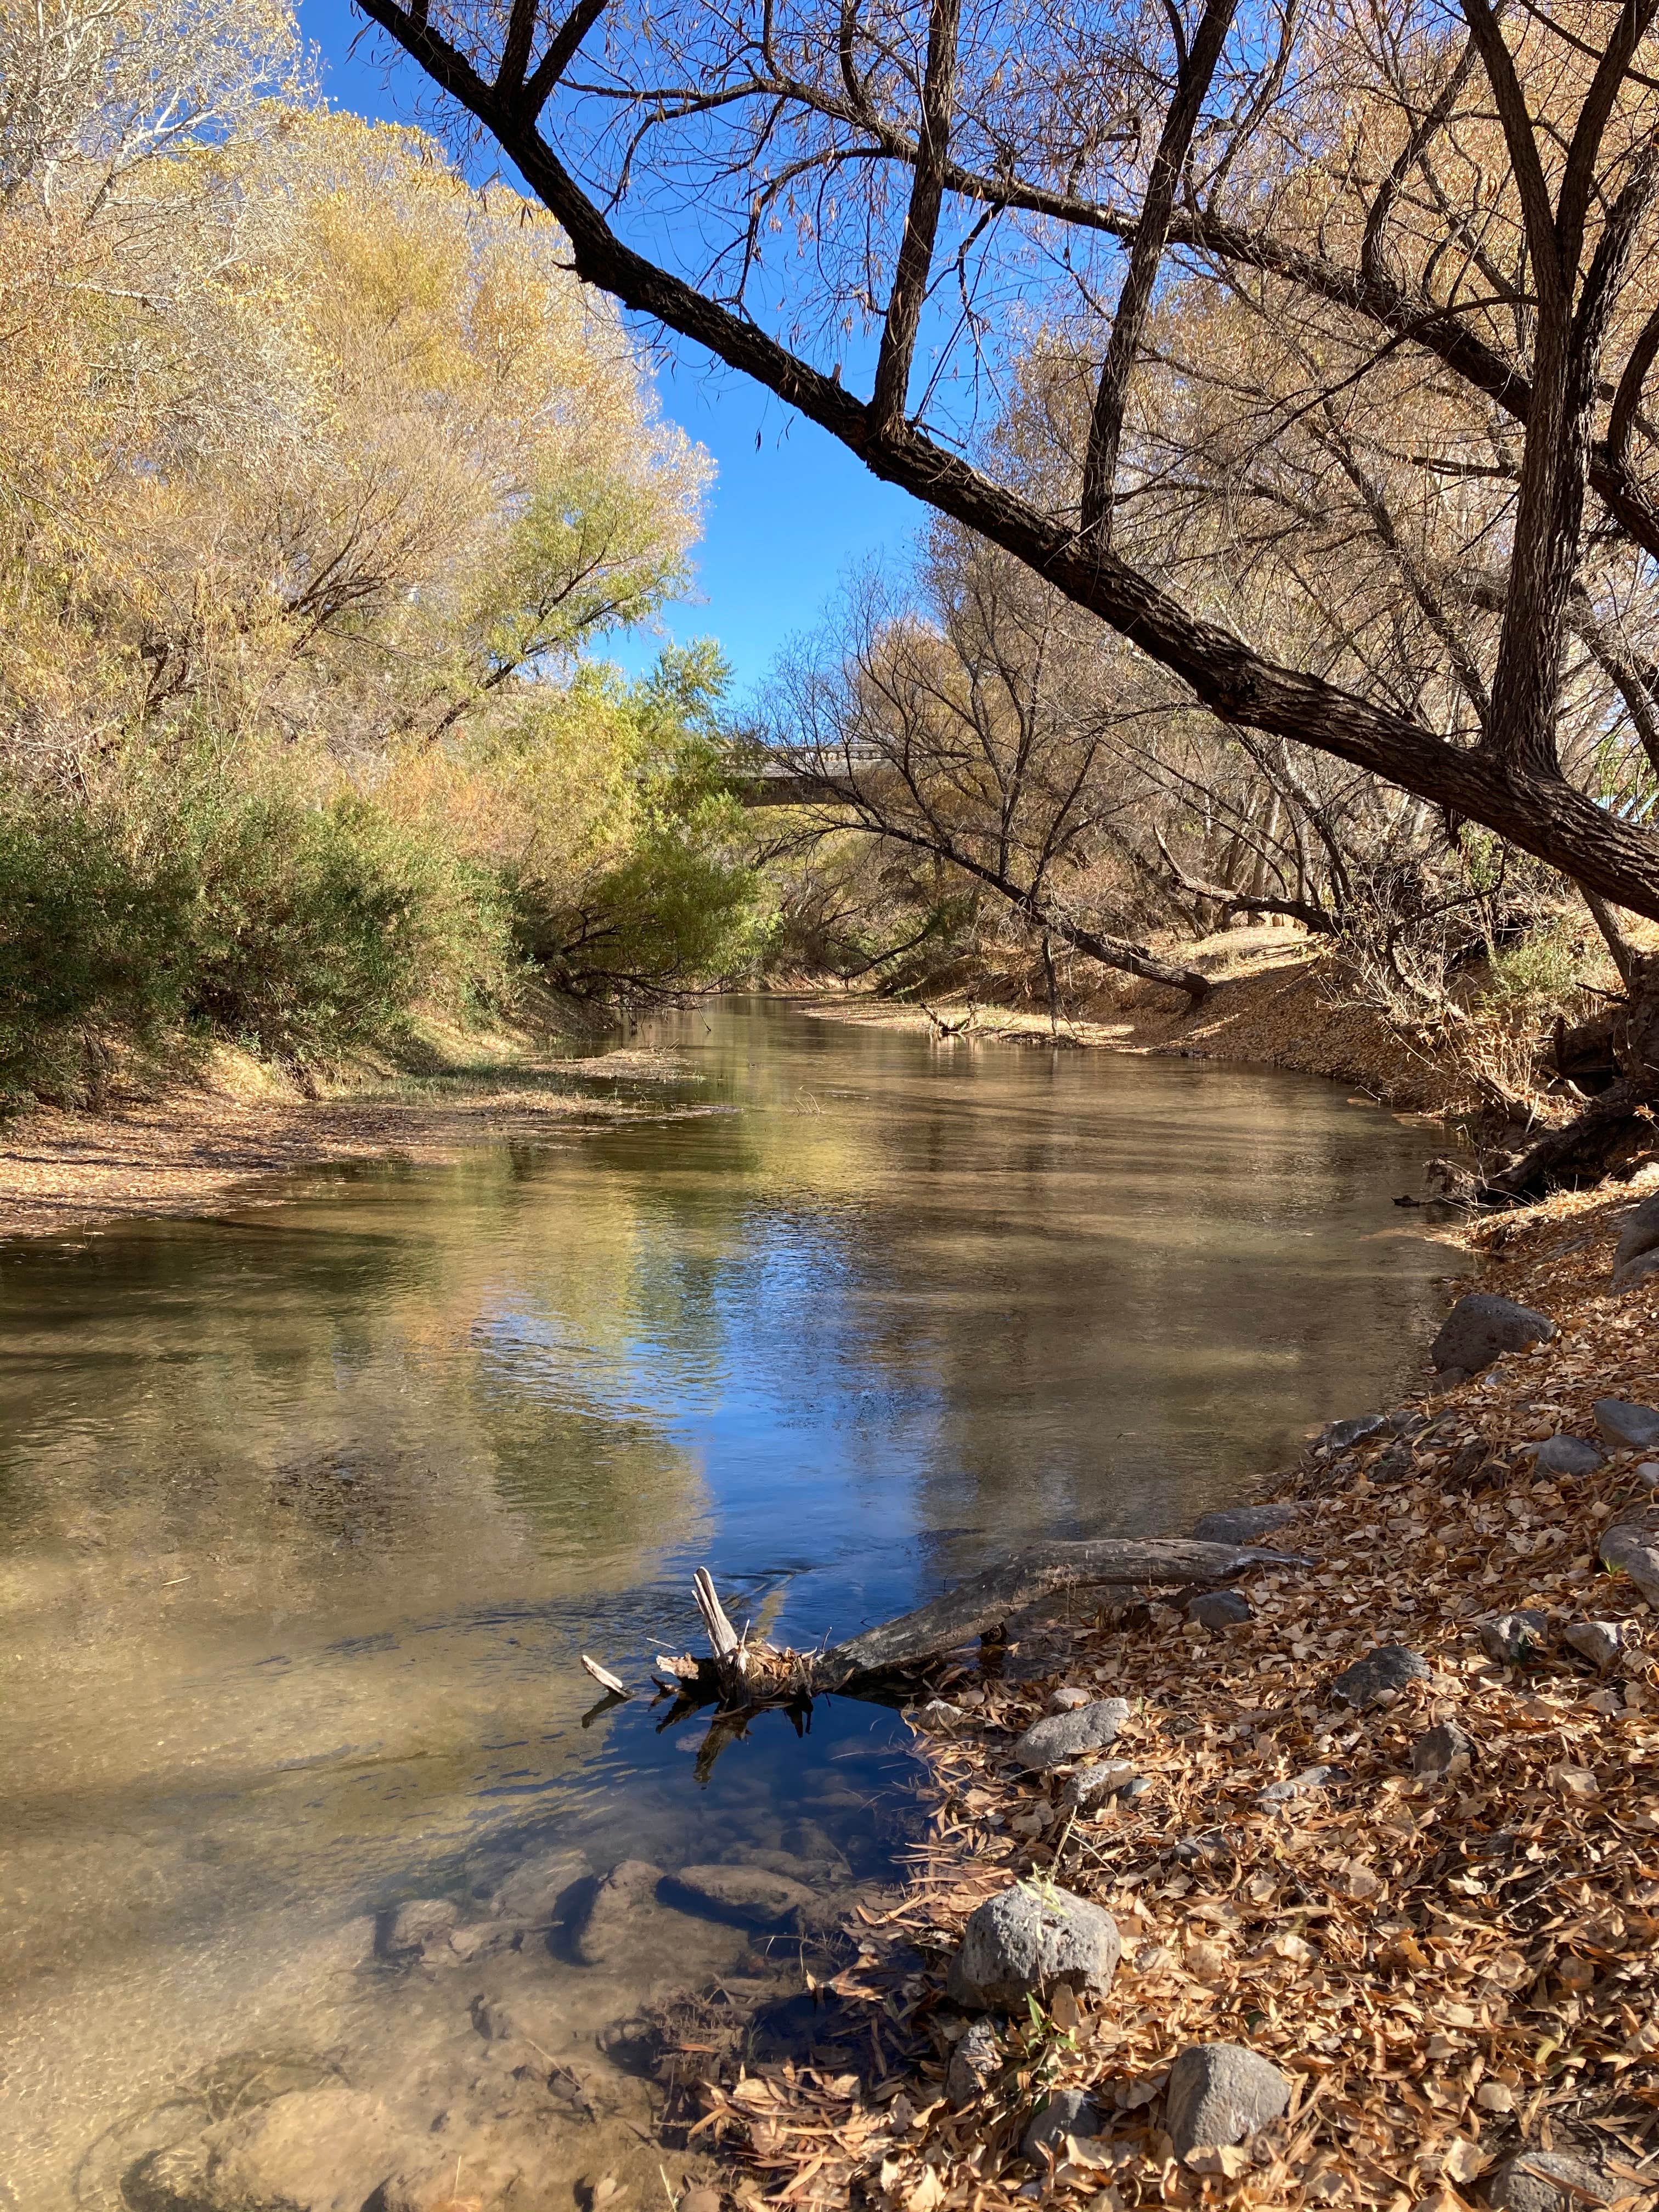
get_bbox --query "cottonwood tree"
[341,0,1659,1180]
[763,532,1213,996]
[0,12,707,772]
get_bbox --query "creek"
[0,997,1461,2209]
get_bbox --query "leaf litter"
[653,1172,1659,2211]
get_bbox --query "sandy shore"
[796,929,1468,1116]
[0,1045,711,1241]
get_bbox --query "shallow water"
[0,998,1460,2207]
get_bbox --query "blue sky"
[299,0,927,699]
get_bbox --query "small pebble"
[1564,1620,1626,1669]
[1411,1720,1474,1779]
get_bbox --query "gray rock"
[945,1882,1121,2012]
[1430,1293,1554,1379]
[1164,2043,1292,2159]
[946,2018,1000,2106]
[668,1862,821,1928]
[1258,1763,1342,1807]
[1594,1398,1659,1450]
[1061,1760,1141,1812]
[1613,1247,1659,1293]
[1022,2087,1102,2167]
[1411,1720,1474,1778]
[573,1858,664,1965]
[1564,1620,1628,1669]
[1011,1697,1130,1772]
[1479,1609,1550,1665]
[1614,1190,1659,1272]
[1321,1413,1389,1451]
[1049,1685,1094,1711]
[1530,1434,1605,1476]
[1192,1504,1305,1546]
[1600,1518,1659,1606]
[1329,1645,1430,1709]
[1486,2147,1613,2211]
[1186,1589,1254,1630]
[379,1898,459,1959]
[447,1920,512,1962]
[122,2088,422,2212]
[1369,1440,1417,1485]
[489,1846,590,1924]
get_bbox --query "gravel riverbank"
[678,1175,1659,2212]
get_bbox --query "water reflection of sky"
[0,998,1465,2206]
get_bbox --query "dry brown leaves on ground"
[670,1181,1659,2212]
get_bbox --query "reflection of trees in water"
[0,1154,709,1611]
[607,1009,1452,1577]
[0,1003,1452,1624]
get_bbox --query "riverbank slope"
[0,1028,709,1240]
[798,922,1620,1122]
[687,1173,1659,2211]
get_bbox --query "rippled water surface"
[0,998,1459,2205]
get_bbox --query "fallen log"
[810,1537,1286,1691]
[649,1538,1288,1710]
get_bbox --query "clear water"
[0,998,1459,2205]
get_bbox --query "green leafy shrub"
[0,797,192,1102]
[177,787,514,1058]
[0,764,516,1105]
[504,644,767,997]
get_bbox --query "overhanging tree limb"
[346,0,1659,931]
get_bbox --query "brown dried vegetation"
[667,1180,1659,2211]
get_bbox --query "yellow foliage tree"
[0,3,708,775]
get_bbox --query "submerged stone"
[573,1859,664,1965]
[1190,1504,1304,1546]
[667,1863,821,1928]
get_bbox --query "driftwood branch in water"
[647,1539,1289,1716]
[580,1654,631,1699]
[811,1537,1284,1691]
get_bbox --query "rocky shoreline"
[668,1175,1659,2211]
[73,1176,1659,2212]
[100,1823,898,2212]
